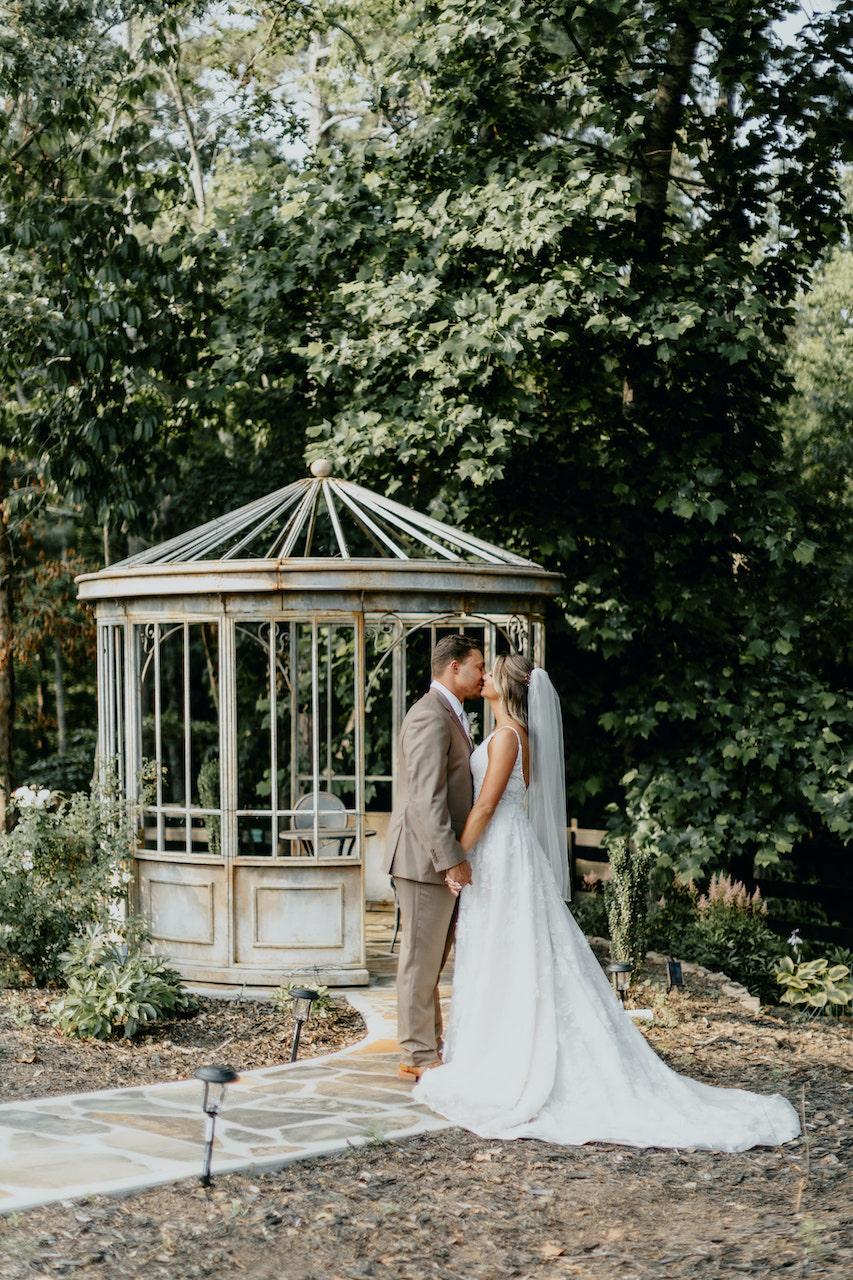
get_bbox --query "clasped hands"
[444,859,472,897]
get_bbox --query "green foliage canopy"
[220,0,853,875]
[2,0,853,885]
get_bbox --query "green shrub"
[570,875,610,938]
[604,837,654,974]
[683,874,786,1003]
[775,956,853,1018]
[646,874,699,955]
[22,729,98,795]
[0,956,29,990]
[0,767,141,985]
[825,944,853,972]
[196,756,221,858]
[49,923,197,1040]
[271,981,337,1021]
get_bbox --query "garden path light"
[289,987,319,1062]
[194,1063,239,1187]
[606,961,633,1003]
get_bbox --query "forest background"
[2,0,853,901]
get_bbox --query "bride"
[414,654,800,1151]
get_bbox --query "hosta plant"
[775,956,853,1018]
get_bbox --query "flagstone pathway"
[0,912,452,1214]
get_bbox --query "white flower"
[21,851,34,872]
[12,785,51,810]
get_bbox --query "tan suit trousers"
[393,876,458,1067]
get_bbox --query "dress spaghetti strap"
[489,724,526,784]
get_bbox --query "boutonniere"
[467,712,479,742]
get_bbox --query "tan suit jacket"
[384,689,474,884]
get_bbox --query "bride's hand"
[444,859,471,896]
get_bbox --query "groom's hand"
[444,859,472,894]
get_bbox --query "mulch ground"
[1,961,852,1279]
[0,989,367,1102]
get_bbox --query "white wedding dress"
[414,728,800,1151]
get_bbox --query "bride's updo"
[492,653,533,730]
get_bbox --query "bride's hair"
[492,653,533,730]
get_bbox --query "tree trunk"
[163,65,207,226]
[623,19,700,410]
[307,33,333,149]
[54,640,68,754]
[0,458,15,831]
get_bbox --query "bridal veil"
[527,668,571,900]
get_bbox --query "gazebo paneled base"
[136,855,368,987]
[149,962,371,987]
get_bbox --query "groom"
[384,635,485,1081]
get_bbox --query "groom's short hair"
[431,634,481,676]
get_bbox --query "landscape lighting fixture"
[289,987,319,1062]
[606,961,633,1003]
[666,958,684,992]
[194,1063,239,1187]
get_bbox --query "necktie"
[460,709,471,742]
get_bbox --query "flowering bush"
[0,767,139,986]
[12,785,52,810]
[657,873,785,1003]
[696,872,767,918]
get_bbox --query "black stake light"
[666,958,684,992]
[194,1063,238,1187]
[289,987,319,1062]
[606,961,633,1003]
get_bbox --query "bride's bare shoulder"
[493,720,527,742]
[489,722,528,755]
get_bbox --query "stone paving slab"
[0,955,454,1215]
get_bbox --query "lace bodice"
[470,727,527,809]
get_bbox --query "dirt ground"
[1,965,852,1279]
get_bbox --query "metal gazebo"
[76,462,561,986]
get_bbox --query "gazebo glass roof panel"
[111,471,540,569]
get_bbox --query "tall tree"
[780,222,853,691]
[230,0,853,876]
[0,458,15,828]
[0,0,218,781]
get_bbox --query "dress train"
[414,730,800,1152]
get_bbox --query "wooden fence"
[569,826,853,951]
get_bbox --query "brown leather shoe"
[398,1060,440,1082]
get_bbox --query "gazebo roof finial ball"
[310,459,333,478]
